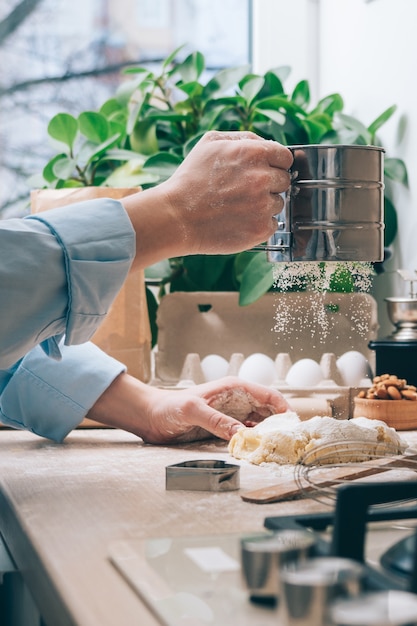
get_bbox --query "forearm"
[0,342,125,442]
[121,185,188,270]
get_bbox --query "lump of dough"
[228,412,406,465]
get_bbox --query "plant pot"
[31,188,152,383]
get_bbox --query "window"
[0,0,251,215]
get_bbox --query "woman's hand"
[87,373,291,444]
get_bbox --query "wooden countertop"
[0,429,327,626]
[3,428,416,626]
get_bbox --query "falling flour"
[272,261,374,342]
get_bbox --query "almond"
[401,389,417,401]
[375,386,389,399]
[387,385,402,400]
[385,376,403,389]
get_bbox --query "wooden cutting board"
[241,453,417,504]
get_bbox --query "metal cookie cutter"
[165,460,240,492]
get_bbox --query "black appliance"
[264,481,417,593]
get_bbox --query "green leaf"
[202,64,251,99]
[143,152,182,180]
[126,88,151,135]
[312,93,344,116]
[291,80,310,108]
[302,113,333,143]
[253,120,286,144]
[42,154,67,183]
[233,251,255,283]
[176,51,205,83]
[146,110,191,123]
[384,157,408,186]
[52,155,77,180]
[115,76,151,107]
[280,111,310,145]
[256,96,305,116]
[206,95,245,108]
[255,108,286,126]
[58,179,84,188]
[327,266,354,293]
[77,134,121,166]
[256,71,285,99]
[239,252,274,305]
[130,119,159,155]
[162,44,186,70]
[368,105,397,139]
[384,195,398,247]
[108,118,126,139]
[176,81,204,98]
[99,98,124,118]
[199,102,239,131]
[102,158,159,187]
[78,112,110,143]
[47,113,78,150]
[333,112,371,144]
[240,75,265,105]
[183,133,205,156]
[102,148,146,162]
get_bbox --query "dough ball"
[228,412,406,465]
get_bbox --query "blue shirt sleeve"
[0,341,126,442]
[0,198,135,369]
[0,197,137,441]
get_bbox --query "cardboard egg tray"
[151,291,378,421]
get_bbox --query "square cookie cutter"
[166,460,240,492]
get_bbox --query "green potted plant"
[34,46,408,345]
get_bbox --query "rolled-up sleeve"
[0,341,126,442]
[0,198,135,369]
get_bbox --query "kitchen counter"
[0,428,327,626]
[2,427,417,626]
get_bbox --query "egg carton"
[151,291,378,420]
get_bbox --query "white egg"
[336,351,372,387]
[286,359,324,388]
[238,353,276,386]
[201,354,229,381]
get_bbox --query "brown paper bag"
[31,188,152,384]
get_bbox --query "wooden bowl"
[353,397,417,430]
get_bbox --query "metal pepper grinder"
[369,269,417,386]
